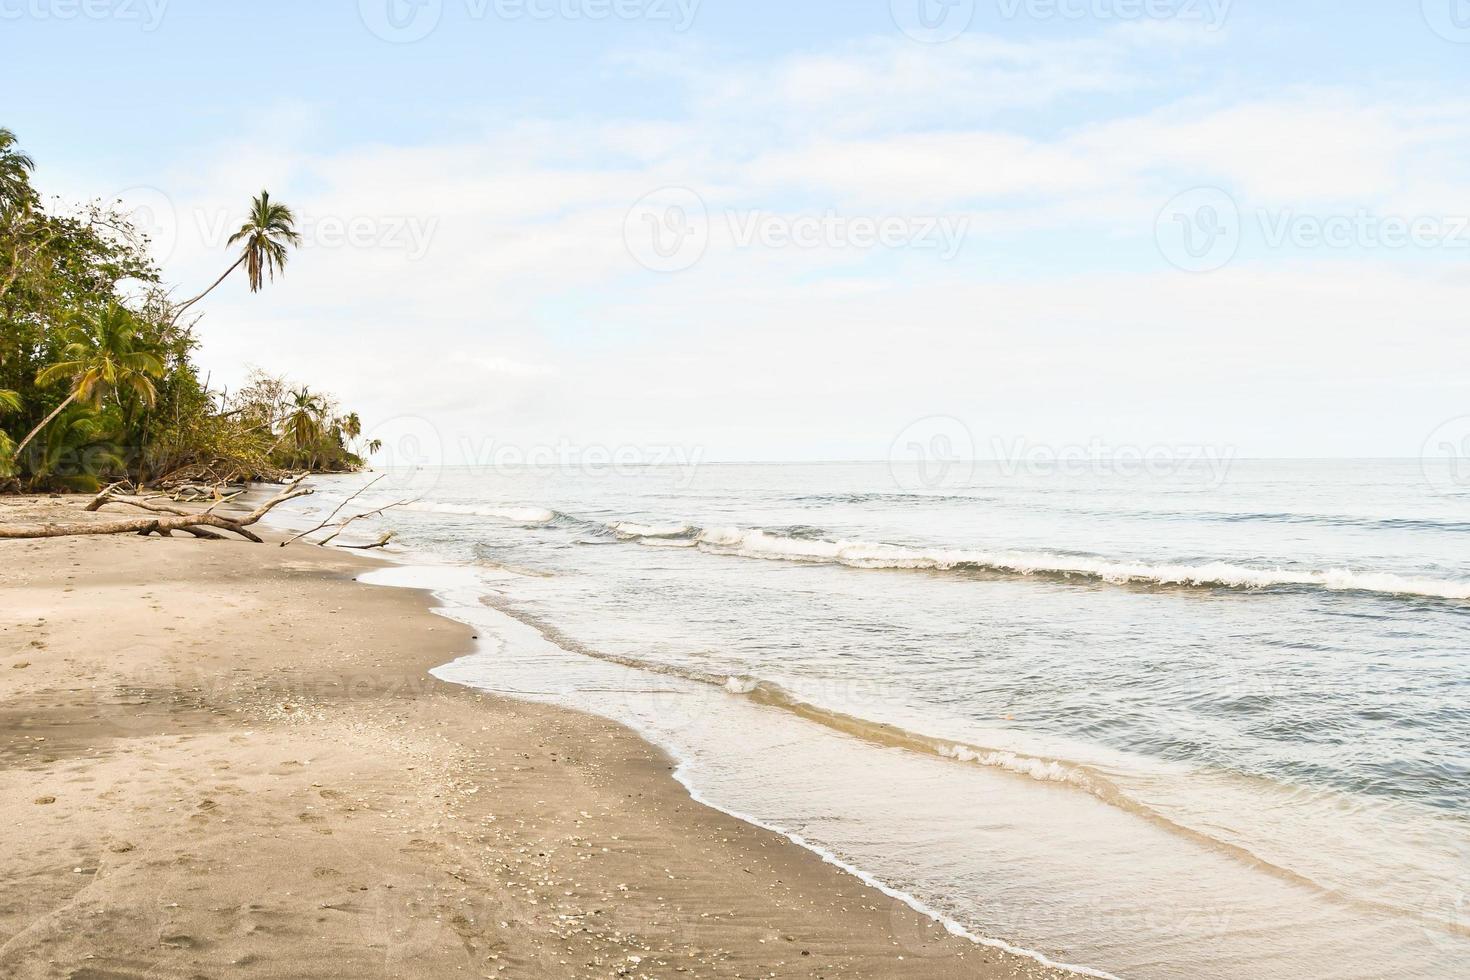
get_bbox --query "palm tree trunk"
[11,390,77,463]
[174,252,246,316]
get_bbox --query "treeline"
[0,127,371,492]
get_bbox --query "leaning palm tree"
[0,127,37,213]
[11,304,165,463]
[175,190,301,315]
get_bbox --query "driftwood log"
[340,531,395,550]
[83,481,134,510]
[0,478,313,543]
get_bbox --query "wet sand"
[0,494,1075,979]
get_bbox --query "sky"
[3,0,1469,463]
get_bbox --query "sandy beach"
[0,494,1073,979]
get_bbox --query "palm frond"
[225,190,302,293]
[0,127,34,170]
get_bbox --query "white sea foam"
[669,775,1125,980]
[383,497,1470,601]
[621,526,1470,601]
[612,521,694,538]
[695,525,745,547]
[938,745,1087,785]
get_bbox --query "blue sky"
[8,2,1467,164]
[4,1,1469,461]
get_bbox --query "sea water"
[270,459,1470,978]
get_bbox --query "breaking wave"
[612,524,1470,602]
[382,497,1470,601]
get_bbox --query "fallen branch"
[88,484,241,520]
[339,531,395,550]
[101,496,191,518]
[0,477,313,543]
[170,483,232,503]
[313,499,411,547]
[279,474,384,547]
[84,481,133,512]
[202,490,245,515]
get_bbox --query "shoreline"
[361,564,1118,980]
[0,494,1076,978]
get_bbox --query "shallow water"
[271,460,1470,978]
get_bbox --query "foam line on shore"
[466,590,1470,939]
[351,557,1122,980]
[671,773,1126,980]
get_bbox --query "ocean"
[269,458,1470,979]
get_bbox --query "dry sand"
[0,494,1076,979]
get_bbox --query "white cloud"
[69,29,1470,460]
[744,133,1105,209]
[1070,90,1470,207]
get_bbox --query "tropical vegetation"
[0,127,368,491]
